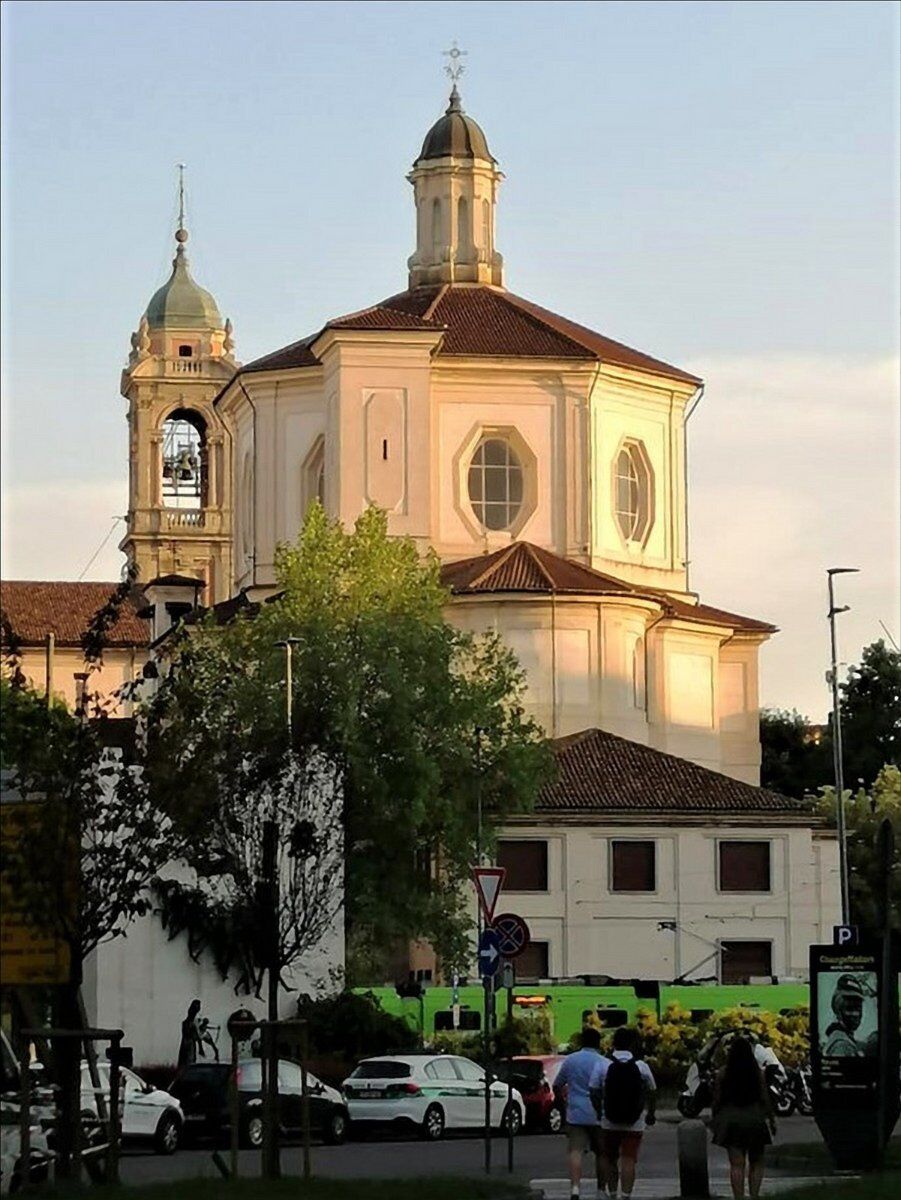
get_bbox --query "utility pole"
[827,568,858,925]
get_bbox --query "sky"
[1,0,898,720]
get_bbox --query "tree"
[759,708,830,798]
[140,505,552,989]
[835,640,901,791]
[815,765,901,932]
[1,576,173,1180]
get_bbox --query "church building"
[3,81,840,1005]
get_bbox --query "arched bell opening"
[161,408,208,509]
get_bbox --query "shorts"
[603,1129,643,1161]
[566,1124,601,1153]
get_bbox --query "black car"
[170,1058,349,1147]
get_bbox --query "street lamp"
[827,568,859,925]
[274,637,303,744]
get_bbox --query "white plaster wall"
[493,823,841,983]
[84,905,342,1067]
[15,647,146,717]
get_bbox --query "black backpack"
[604,1057,644,1125]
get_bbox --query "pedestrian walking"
[711,1035,776,1200]
[553,1026,605,1200]
[589,1027,656,1199]
[177,999,205,1068]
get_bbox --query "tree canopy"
[140,506,553,986]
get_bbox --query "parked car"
[80,1064,183,1155]
[170,1059,348,1147]
[342,1054,525,1141]
[495,1055,566,1132]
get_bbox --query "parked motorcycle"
[786,1063,813,1116]
[677,1031,795,1118]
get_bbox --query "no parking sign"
[493,912,531,959]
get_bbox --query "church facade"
[3,83,840,1000]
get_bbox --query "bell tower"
[120,170,238,603]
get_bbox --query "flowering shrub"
[566,1002,810,1086]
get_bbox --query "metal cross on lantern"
[443,41,467,83]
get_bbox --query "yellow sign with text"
[0,802,72,985]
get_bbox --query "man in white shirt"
[589,1028,657,1200]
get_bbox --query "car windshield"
[498,1060,544,1088]
[350,1061,411,1079]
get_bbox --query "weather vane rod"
[443,41,467,84]
[177,163,187,238]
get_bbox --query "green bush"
[286,991,419,1085]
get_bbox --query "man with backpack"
[590,1027,657,1199]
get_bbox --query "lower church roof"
[0,581,151,649]
[537,728,812,818]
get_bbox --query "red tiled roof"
[237,285,700,384]
[538,728,809,816]
[0,581,150,648]
[440,542,775,634]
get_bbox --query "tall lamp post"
[827,568,858,925]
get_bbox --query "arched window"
[468,437,523,531]
[457,195,470,260]
[431,198,442,253]
[161,409,206,508]
[614,441,653,544]
[302,436,326,517]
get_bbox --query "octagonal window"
[468,437,523,531]
[614,441,653,543]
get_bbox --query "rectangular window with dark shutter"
[719,841,771,892]
[516,941,549,978]
[497,840,548,891]
[610,840,656,892]
[720,941,772,984]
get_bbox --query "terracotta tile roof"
[440,542,775,634]
[1,581,151,648]
[539,728,809,816]
[237,285,700,384]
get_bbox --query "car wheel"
[546,1105,564,1134]
[501,1103,522,1137]
[324,1108,348,1145]
[420,1104,445,1141]
[242,1113,264,1149]
[154,1111,181,1155]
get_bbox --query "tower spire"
[176,162,188,248]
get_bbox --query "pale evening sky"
[1,0,898,720]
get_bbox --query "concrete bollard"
[678,1119,710,1199]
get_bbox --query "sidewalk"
[530,1176,838,1198]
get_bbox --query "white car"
[343,1054,525,1140]
[80,1064,183,1155]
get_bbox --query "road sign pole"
[483,975,492,1175]
[506,976,514,1172]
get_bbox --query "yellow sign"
[0,802,72,985]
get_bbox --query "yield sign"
[473,866,505,924]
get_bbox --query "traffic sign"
[473,866,505,924]
[834,924,859,947]
[478,928,501,977]
[493,911,531,960]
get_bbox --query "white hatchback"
[80,1064,183,1155]
[343,1054,525,1141]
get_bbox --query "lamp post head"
[827,567,860,577]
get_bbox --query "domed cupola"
[407,85,505,289]
[145,230,223,331]
[417,86,496,164]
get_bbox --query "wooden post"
[107,1035,122,1186]
[300,1022,311,1181]
[18,1042,31,1193]
[45,633,55,708]
[678,1119,711,1198]
[230,1032,240,1180]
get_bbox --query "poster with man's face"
[818,971,878,1058]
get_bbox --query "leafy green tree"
[759,707,830,798]
[836,640,901,790]
[815,765,901,932]
[139,506,552,989]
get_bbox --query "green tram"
[353,981,810,1046]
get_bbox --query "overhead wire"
[77,517,125,582]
